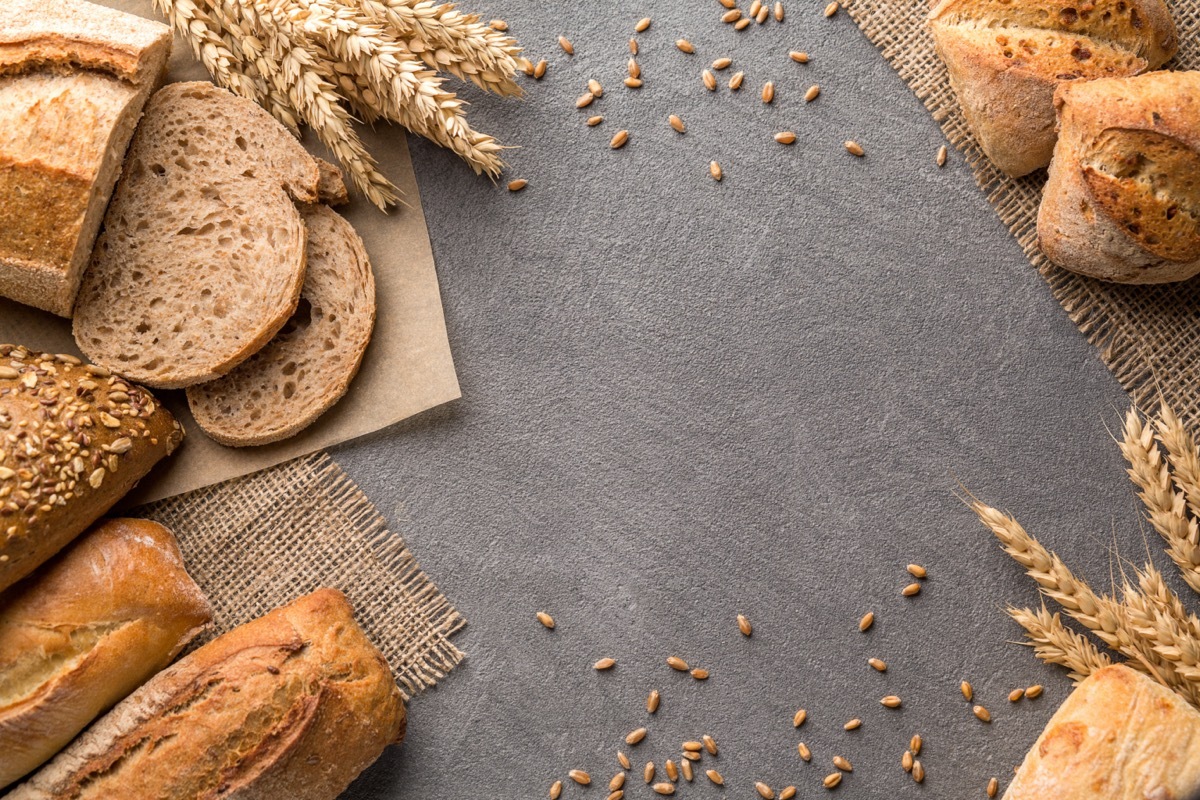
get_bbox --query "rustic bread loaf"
[0,344,183,592]
[928,0,1177,177]
[187,205,376,446]
[1038,70,1200,283]
[73,81,322,389]
[12,588,405,800]
[1003,664,1200,799]
[0,518,211,789]
[0,0,170,317]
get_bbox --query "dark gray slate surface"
[332,2,1183,797]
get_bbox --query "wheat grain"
[703,69,717,90]
[734,17,752,29]
[507,179,527,191]
[1025,684,1043,699]
[706,769,724,786]
[910,734,921,755]
[755,781,773,798]
[550,780,562,799]
[833,756,852,772]
[722,9,742,23]
[569,770,591,785]
[762,81,775,103]
[789,50,810,63]
[823,773,841,789]
[775,2,784,21]
[558,35,573,54]
[676,38,695,53]
[859,611,874,631]
[636,17,651,32]
[713,57,733,69]
[797,742,811,761]
[610,773,625,791]
[824,2,840,17]
[729,71,744,90]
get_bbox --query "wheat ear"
[1153,405,1200,593]
[973,501,1184,692]
[223,0,401,208]
[1125,566,1200,686]
[1120,407,1200,594]
[1008,605,1113,684]
[355,0,522,95]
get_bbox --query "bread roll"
[0,0,170,316]
[0,344,183,592]
[1037,70,1200,283]
[0,518,211,789]
[1004,664,1200,799]
[12,588,405,800]
[928,0,1177,177]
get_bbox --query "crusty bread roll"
[1004,664,1200,799]
[0,0,170,317]
[1038,70,1200,283]
[0,518,211,789]
[0,345,183,592]
[928,0,1177,177]
[73,81,322,389]
[12,588,405,800]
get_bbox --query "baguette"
[0,518,211,789]
[0,344,183,592]
[12,588,405,800]
[1038,70,1200,283]
[928,0,1177,177]
[1003,664,1200,799]
[0,0,170,316]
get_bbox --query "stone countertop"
[332,2,1169,797]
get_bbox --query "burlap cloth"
[844,1,1200,420]
[136,453,464,699]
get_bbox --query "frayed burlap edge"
[139,452,465,700]
[844,0,1200,423]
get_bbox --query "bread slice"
[11,589,404,800]
[0,0,170,317]
[187,205,376,446]
[928,0,1177,177]
[73,81,321,389]
[1038,70,1200,283]
[0,518,211,789]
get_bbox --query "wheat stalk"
[974,501,1186,694]
[1008,605,1113,684]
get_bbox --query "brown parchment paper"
[0,0,461,503]
[844,0,1200,425]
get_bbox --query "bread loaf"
[0,0,170,317]
[187,205,376,446]
[928,0,1177,177]
[12,588,405,800]
[0,518,211,789]
[73,81,322,389]
[1003,664,1200,799]
[0,344,183,592]
[1038,70,1200,283]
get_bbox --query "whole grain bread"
[12,588,405,800]
[0,518,211,789]
[1003,665,1200,799]
[0,0,170,317]
[73,81,321,389]
[0,344,183,593]
[187,205,376,446]
[928,0,1177,177]
[1038,70,1200,283]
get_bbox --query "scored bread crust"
[0,0,170,317]
[11,589,405,800]
[1038,70,1200,283]
[187,205,376,447]
[928,0,1177,177]
[1003,665,1200,799]
[73,81,321,389]
[0,518,211,790]
[0,344,183,593]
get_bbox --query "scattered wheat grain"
[507,179,528,192]
[824,2,840,16]
[793,709,808,727]
[644,762,656,783]
[681,759,694,782]
[973,705,992,723]
[652,783,675,796]
[987,777,999,797]
[618,752,631,770]
[647,689,661,713]
[798,742,812,761]
[937,145,948,167]
[627,727,648,745]
[594,657,615,669]
[912,760,925,783]
[610,773,626,791]
[629,59,641,78]
[735,18,752,29]
[910,734,922,755]
[1008,688,1025,702]
[636,17,652,32]
[537,611,555,628]
[722,9,743,23]
[559,36,574,54]
[704,735,719,755]
[534,59,548,79]
[868,657,886,671]
[713,57,733,69]
[961,681,973,701]
[551,780,563,799]
[859,611,875,631]
[790,51,810,63]
[624,77,644,88]
[774,131,796,144]
[576,92,595,108]
[755,781,774,799]
[902,750,913,772]
[881,696,902,708]
[667,656,690,671]
[570,770,591,785]
[775,2,785,21]
[1026,684,1044,699]
[907,564,928,578]
[611,130,630,148]
[703,70,717,90]
[729,71,744,90]
[710,161,723,181]
[665,760,678,781]
[762,81,775,103]
[823,773,842,789]
[691,668,710,680]
[844,719,861,730]
[706,769,724,786]
[676,39,695,53]
[833,755,853,772]
[587,115,604,126]
[902,582,920,596]
[589,79,604,96]
[805,85,820,102]
[738,614,753,635]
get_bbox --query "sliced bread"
[186,205,376,446]
[73,81,321,389]
[0,0,170,317]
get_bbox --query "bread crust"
[0,518,211,789]
[1038,70,1200,283]
[0,344,183,592]
[11,589,405,800]
[0,0,170,317]
[1003,665,1200,799]
[928,0,1177,177]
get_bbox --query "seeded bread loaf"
[12,588,405,800]
[0,518,211,789]
[928,0,1177,177]
[187,205,376,446]
[1003,664,1200,799]
[73,81,322,389]
[0,0,170,317]
[0,344,183,592]
[1038,70,1200,283]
